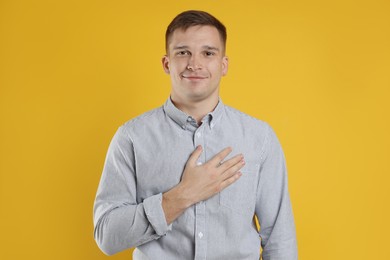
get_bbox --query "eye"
[177,50,190,56]
[205,51,215,56]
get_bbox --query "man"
[94,10,297,260]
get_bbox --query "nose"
[186,55,202,71]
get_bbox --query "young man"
[94,10,297,260]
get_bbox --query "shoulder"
[119,105,165,136]
[223,105,271,133]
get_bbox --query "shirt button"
[187,117,192,122]
[196,132,201,138]
[181,125,186,129]
[198,232,203,239]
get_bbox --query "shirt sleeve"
[255,124,298,260]
[93,126,172,255]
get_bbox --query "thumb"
[187,145,203,166]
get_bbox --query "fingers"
[187,145,203,166]
[189,146,245,176]
[209,147,232,166]
[219,153,244,172]
[222,160,244,180]
[220,171,242,190]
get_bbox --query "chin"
[188,92,217,102]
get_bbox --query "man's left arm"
[255,124,298,260]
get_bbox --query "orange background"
[1,0,389,259]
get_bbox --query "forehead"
[168,25,223,50]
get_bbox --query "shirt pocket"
[219,163,260,216]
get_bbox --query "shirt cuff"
[143,193,172,236]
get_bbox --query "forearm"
[259,196,297,260]
[162,183,194,224]
[94,194,171,255]
[262,240,298,260]
[95,183,193,255]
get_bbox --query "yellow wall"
[1,0,389,259]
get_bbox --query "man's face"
[162,25,228,104]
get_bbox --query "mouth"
[181,74,208,80]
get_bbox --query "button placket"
[194,201,206,260]
[194,125,207,260]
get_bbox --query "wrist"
[162,184,195,225]
[164,183,195,209]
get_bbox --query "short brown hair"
[165,10,227,53]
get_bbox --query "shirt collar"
[164,97,224,130]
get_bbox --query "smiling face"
[162,25,228,106]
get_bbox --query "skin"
[161,25,245,224]
[162,25,228,124]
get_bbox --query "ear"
[222,56,229,76]
[162,55,170,74]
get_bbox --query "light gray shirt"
[93,98,297,260]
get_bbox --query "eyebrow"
[172,45,189,51]
[172,45,220,52]
[202,45,220,52]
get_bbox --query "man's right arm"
[93,127,244,255]
[94,126,170,255]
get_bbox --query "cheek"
[212,62,225,75]
[171,63,185,74]
[172,58,187,66]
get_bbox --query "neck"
[171,96,219,125]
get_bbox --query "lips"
[181,74,208,80]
